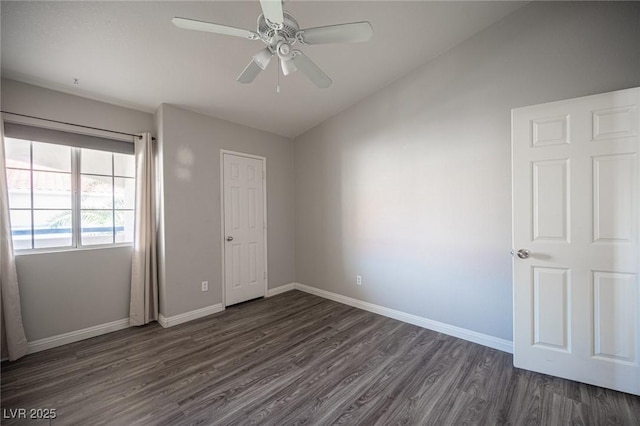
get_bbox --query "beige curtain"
[129,133,158,326]
[0,119,28,360]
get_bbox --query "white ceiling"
[1,1,525,138]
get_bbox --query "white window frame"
[3,116,136,254]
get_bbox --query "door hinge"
[264,272,267,279]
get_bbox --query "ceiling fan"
[172,0,373,89]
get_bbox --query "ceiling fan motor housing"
[258,12,299,42]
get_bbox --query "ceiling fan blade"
[236,59,263,84]
[297,22,373,45]
[260,0,284,25]
[172,17,259,40]
[291,51,332,88]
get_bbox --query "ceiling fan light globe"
[281,58,297,76]
[253,47,273,70]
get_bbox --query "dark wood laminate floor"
[1,291,639,425]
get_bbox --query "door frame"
[220,149,268,308]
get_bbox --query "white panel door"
[223,153,266,306]
[512,87,639,395]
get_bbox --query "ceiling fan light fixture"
[172,1,374,89]
[253,47,273,70]
[281,57,297,76]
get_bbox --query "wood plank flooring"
[1,290,639,425]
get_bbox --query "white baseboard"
[294,283,513,354]
[158,303,224,328]
[27,318,130,355]
[266,283,296,297]
[19,285,511,358]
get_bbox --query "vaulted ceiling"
[1,1,525,137]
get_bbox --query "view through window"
[5,137,135,250]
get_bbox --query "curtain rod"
[1,111,155,141]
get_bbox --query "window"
[5,136,135,251]
[80,148,135,245]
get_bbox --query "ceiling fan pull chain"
[277,57,281,93]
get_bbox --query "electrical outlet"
[356,275,362,285]
[201,281,209,292]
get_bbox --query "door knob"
[226,236,234,241]
[516,249,531,259]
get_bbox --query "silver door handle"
[226,236,234,241]
[516,249,531,259]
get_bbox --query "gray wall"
[2,79,153,341]
[1,79,295,339]
[15,249,133,340]
[158,104,295,317]
[293,2,640,341]
[1,79,153,135]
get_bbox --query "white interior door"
[222,152,266,306]
[512,87,639,395]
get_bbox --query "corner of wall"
[153,105,168,317]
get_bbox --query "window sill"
[14,244,133,256]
